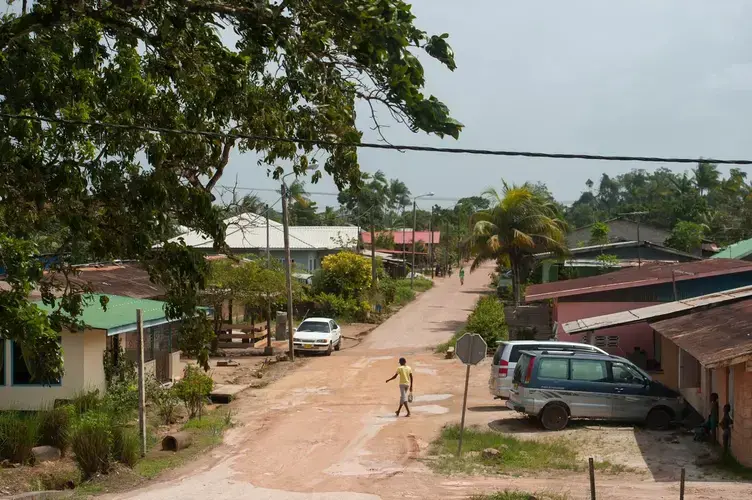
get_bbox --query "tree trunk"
[511,258,521,306]
[370,225,377,286]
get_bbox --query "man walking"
[386,357,413,417]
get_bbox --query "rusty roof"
[525,258,752,301]
[650,299,752,368]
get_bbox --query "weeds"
[71,390,101,415]
[112,426,140,468]
[173,365,214,419]
[0,411,40,464]
[436,330,464,353]
[71,412,112,478]
[472,491,571,500]
[38,405,73,455]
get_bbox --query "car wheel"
[325,342,333,356]
[646,408,673,430]
[334,338,341,351]
[540,403,569,431]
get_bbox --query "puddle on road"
[413,393,451,403]
[410,405,449,415]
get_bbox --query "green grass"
[471,491,570,500]
[429,425,618,475]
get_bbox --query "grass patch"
[429,425,614,475]
[402,277,433,292]
[471,491,571,500]
[436,329,464,353]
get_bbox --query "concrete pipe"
[161,431,193,452]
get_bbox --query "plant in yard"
[70,412,112,478]
[111,426,140,468]
[71,389,101,415]
[0,411,40,464]
[468,182,568,305]
[465,296,508,347]
[173,365,214,419]
[147,378,181,425]
[102,378,139,425]
[37,405,74,455]
[316,252,373,299]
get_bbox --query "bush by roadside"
[436,295,507,353]
[471,491,570,500]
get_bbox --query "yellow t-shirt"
[397,365,412,385]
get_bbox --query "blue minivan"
[507,350,686,431]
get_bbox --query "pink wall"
[555,301,660,358]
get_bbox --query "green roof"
[34,294,169,335]
[710,238,752,260]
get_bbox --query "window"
[612,362,644,385]
[571,359,608,382]
[538,358,569,380]
[594,335,619,348]
[297,321,330,333]
[12,339,62,385]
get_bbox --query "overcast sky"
[221,1,752,209]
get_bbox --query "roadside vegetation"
[471,492,571,500]
[437,294,507,353]
[429,425,621,476]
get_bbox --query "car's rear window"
[493,342,508,365]
[513,353,532,382]
[508,345,527,363]
[298,321,330,333]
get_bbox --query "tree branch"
[205,138,236,193]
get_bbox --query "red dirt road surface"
[104,265,752,500]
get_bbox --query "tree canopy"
[0,0,461,382]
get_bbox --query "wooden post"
[588,457,596,500]
[456,335,474,457]
[137,309,147,457]
[679,467,685,500]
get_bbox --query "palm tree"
[468,181,568,305]
[694,161,720,196]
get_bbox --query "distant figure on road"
[386,357,413,417]
[459,267,465,285]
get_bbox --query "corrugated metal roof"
[34,294,169,333]
[562,285,752,333]
[525,258,752,301]
[170,212,358,251]
[651,298,752,368]
[537,240,700,260]
[360,230,441,245]
[710,237,752,260]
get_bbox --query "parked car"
[292,318,342,355]
[489,340,607,399]
[507,350,685,431]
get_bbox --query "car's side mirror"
[294,327,298,332]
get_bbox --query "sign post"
[454,333,487,456]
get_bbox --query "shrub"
[111,426,140,467]
[102,378,138,425]
[311,292,370,321]
[316,252,372,298]
[408,277,433,292]
[71,389,101,415]
[71,412,112,478]
[38,405,74,455]
[0,411,39,464]
[394,284,415,305]
[378,278,397,305]
[465,295,508,347]
[173,365,214,419]
[147,378,181,425]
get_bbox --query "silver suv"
[489,340,607,399]
[507,350,685,430]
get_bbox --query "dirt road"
[106,266,752,500]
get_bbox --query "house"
[559,289,752,467]
[711,237,752,261]
[170,213,359,272]
[360,230,441,252]
[0,294,184,411]
[524,259,752,363]
[536,241,700,283]
[568,217,718,256]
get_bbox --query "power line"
[3,112,752,165]
[216,184,462,202]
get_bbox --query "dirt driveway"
[104,266,752,500]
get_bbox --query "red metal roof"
[361,230,440,245]
[525,258,752,302]
[650,298,752,368]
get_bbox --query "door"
[568,358,612,418]
[330,320,341,344]
[610,361,653,421]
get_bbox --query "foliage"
[37,405,73,455]
[0,411,40,464]
[111,426,140,468]
[71,389,102,415]
[310,292,370,322]
[373,232,396,250]
[589,221,610,245]
[317,252,372,299]
[102,378,139,424]
[409,277,434,292]
[173,365,214,419]
[0,0,460,382]
[103,344,136,387]
[436,330,464,354]
[394,284,416,305]
[468,181,567,305]
[465,296,507,347]
[71,412,112,478]
[666,221,707,253]
[147,378,181,425]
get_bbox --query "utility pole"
[402,207,407,277]
[264,204,273,355]
[429,206,434,279]
[281,182,295,361]
[411,192,434,288]
[136,309,146,457]
[620,211,648,267]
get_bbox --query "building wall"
[556,301,659,357]
[731,363,752,467]
[652,336,679,387]
[0,329,107,411]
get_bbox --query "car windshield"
[297,321,329,333]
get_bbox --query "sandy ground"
[103,266,752,500]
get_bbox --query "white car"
[293,317,342,355]
[489,340,608,399]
